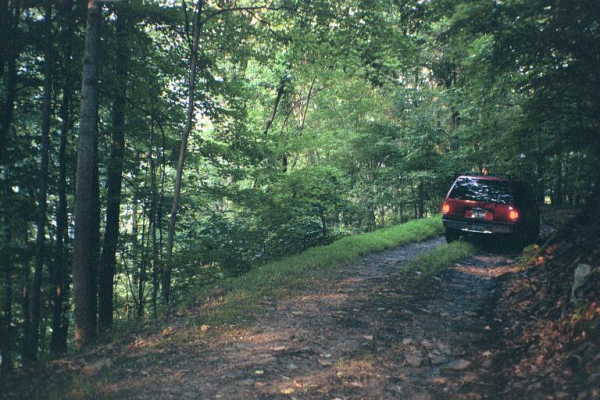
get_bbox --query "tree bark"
[0,0,19,373]
[417,180,424,218]
[0,0,7,78]
[164,0,205,306]
[23,0,53,365]
[0,1,19,166]
[51,0,75,356]
[263,74,288,136]
[299,77,316,131]
[52,88,71,354]
[99,3,129,332]
[137,212,148,319]
[150,121,159,318]
[73,0,101,347]
[0,223,14,374]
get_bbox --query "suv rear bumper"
[443,217,514,235]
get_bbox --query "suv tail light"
[508,207,520,222]
[442,201,451,214]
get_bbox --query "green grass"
[401,240,476,286]
[195,216,444,325]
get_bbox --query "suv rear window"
[449,177,513,204]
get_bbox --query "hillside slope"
[489,205,600,399]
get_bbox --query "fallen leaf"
[161,327,175,336]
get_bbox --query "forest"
[1,0,599,372]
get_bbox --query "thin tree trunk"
[0,0,19,373]
[99,4,129,332]
[73,0,101,347]
[417,180,424,218]
[299,77,316,131]
[150,121,159,318]
[24,0,53,364]
[164,0,205,306]
[0,0,8,78]
[0,11,18,166]
[130,197,139,313]
[0,223,14,374]
[137,211,148,319]
[52,87,70,354]
[263,74,287,136]
[156,129,166,314]
[51,0,74,356]
[21,218,32,361]
[399,202,405,223]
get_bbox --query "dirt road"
[101,237,517,400]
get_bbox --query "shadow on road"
[460,234,526,256]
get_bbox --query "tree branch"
[203,3,292,22]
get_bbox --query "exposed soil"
[55,237,519,400]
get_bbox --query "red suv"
[441,175,540,245]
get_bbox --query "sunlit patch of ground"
[452,264,522,278]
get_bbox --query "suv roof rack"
[454,172,514,180]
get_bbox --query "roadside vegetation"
[193,216,444,326]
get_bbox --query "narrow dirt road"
[104,237,517,400]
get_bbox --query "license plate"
[472,210,486,218]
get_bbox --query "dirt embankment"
[488,207,600,400]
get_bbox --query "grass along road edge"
[194,216,445,325]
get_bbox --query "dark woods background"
[1,0,599,371]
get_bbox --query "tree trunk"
[99,3,129,332]
[73,0,102,347]
[399,202,404,223]
[1,223,14,374]
[263,74,288,136]
[0,0,19,373]
[52,86,71,354]
[417,180,424,218]
[150,121,159,318]
[51,0,75,356]
[0,2,19,166]
[299,77,316,131]
[23,0,53,365]
[137,213,148,319]
[0,0,7,78]
[164,0,205,306]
